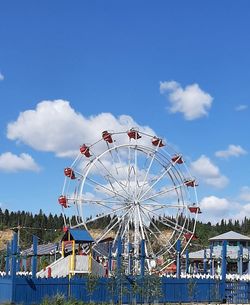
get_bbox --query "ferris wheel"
[58,129,200,273]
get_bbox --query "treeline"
[0,208,250,249]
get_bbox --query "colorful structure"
[58,129,200,274]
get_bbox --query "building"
[186,231,250,275]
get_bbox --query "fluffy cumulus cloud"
[215,144,247,158]
[235,104,248,111]
[200,196,230,216]
[0,152,40,172]
[199,195,250,223]
[160,80,213,120]
[7,100,155,157]
[191,155,228,188]
[0,72,4,81]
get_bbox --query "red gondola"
[63,225,69,232]
[127,128,142,140]
[80,144,91,157]
[171,154,184,164]
[184,179,197,187]
[152,137,165,147]
[102,131,113,143]
[188,206,202,213]
[58,195,68,208]
[64,167,76,179]
[184,232,197,240]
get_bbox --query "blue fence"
[2,275,248,305]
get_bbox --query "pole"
[176,239,181,278]
[11,233,17,279]
[117,236,122,275]
[185,249,189,274]
[140,239,145,278]
[6,242,10,275]
[203,249,207,274]
[32,235,38,278]
[238,244,243,276]
[108,242,112,274]
[210,243,214,276]
[221,240,227,302]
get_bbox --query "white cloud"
[7,100,155,158]
[200,196,230,216]
[235,104,248,111]
[0,72,4,81]
[239,186,250,201]
[215,144,247,159]
[160,80,213,120]
[191,155,229,188]
[0,152,40,172]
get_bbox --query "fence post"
[221,240,227,302]
[11,233,17,303]
[203,249,207,274]
[117,236,122,274]
[238,245,243,276]
[5,242,10,275]
[210,243,214,276]
[32,235,38,278]
[108,242,112,274]
[140,239,145,277]
[176,239,181,278]
[11,233,17,279]
[185,249,189,274]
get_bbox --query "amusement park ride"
[57,128,200,276]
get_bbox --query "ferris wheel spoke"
[84,205,130,225]
[83,198,129,206]
[142,205,184,233]
[95,206,133,244]
[137,148,158,199]
[96,159,131,197]
[138,161,174,201]
[86,177,129,201]
[140,182,184,203]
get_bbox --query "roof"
[21,242,59,256]
[185,245,249,260]
[61,229,94,243]
[209,231,250,241]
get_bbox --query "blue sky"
[0,1,250,223]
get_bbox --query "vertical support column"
[238,244,243,276]
[248,248,250,275]
[108,242,112,274]
[71,240,75,274]
[185,249,189,274]
[221,240,227,301]
[210,243,214,276]
[62,241,65,258]
[140,239,145,277]
[203,249,207,274]
[6,242,10,275]
[176,239,181,278]
[32,235,38,278]
[117,236,122,275]
[88,243,92,273]
[11,233,17,279]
